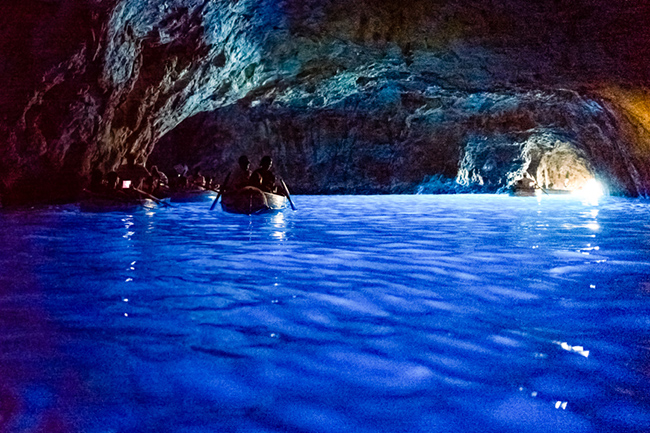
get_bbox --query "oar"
[210,171,230,210]
[280,179,296,210]
[132,187,175,207]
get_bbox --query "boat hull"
[510,187,572,197]
[79,196,155,212]
[221,187,288,214]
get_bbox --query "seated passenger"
[106,171,121,190]
[231,155,251,191]
[95,171,131,201]
[250,156,276,193]
[188,167,206,189]
[141,175,158,194]
[517,172,537,189]
[116,154,150,189]
[150,166,169,187]
[176,176,190,190]
[515,178,534,189]
[89,169,104,193]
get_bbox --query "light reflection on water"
[1,194,650,433]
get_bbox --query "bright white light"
[561,342,571,351]
[573,178,604,200]
[556,341,590,358]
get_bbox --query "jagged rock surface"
[2,0,650,204]
[151,85,644,195]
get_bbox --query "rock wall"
[2,0,650,204]
[1,0,284,204]
[151,85,644,195]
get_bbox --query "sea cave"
[1,0,650,203]
[1,1,650,432]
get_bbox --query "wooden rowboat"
[79,191,156,212]
[509,177,571,197]
[510,186,572,197]
[221,186,288,214]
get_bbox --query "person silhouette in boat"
[231,155,251,191]
[250,155,277,193]
[149,165,168,188]
[91,171,132,200]
[88,169,105,193]
[116,154,150,189]
[188,167,206,189]
[106,171,121,190]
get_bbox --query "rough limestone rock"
[1,0,650,204]
[151,86,642,195]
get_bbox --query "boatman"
[250,156,277,193]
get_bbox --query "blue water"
[1,194,650,433]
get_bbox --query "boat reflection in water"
[269,211,287,241]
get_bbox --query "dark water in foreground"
[1,194,650,433]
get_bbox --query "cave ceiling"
[1,0,650,203]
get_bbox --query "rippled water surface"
[1,194,650,433]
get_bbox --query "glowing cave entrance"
[452,131,606,197]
